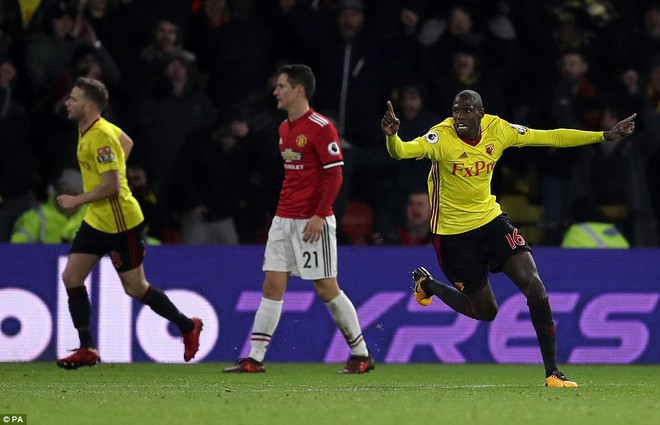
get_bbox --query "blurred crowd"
[1,0,659,246]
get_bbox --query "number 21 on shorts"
[303,251,319,268]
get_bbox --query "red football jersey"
[276,108,344,218]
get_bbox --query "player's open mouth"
[456,123,468,131]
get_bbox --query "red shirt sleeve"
[314,165,343,217]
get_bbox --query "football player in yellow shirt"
[55,77,203,369]
[382,90,636,388]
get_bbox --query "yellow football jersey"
[77,118,143,233]
[387,114,605,235]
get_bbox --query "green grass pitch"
[1,363,658,425]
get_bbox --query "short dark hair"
[74,77,109,111]
[153,17,180,43]
[277,64,316,99]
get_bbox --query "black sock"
[140,285,193,334]
[67,286,94,348]
[423,278,476,319]
[528,297,557,377]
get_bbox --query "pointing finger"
[622,113,637,123]
[387,100,395,115]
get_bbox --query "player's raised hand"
[604,113,636,142]
[381,101,401,136]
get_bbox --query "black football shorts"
[70,221,146,272]
[433,214,531,293]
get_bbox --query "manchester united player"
[381,90,636,387]
[56,77,202,369]
[224,64,374,374]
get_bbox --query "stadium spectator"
[382,89,636,387]
[621,57,660,242]
[188,0,274,116]
[127,164,167,244]
[173,123,249,245]
[376,81,437,238]
[312,0,386,147]
[0,0,28,65]
[417,2,519,106]
[377,191,433,246]
[131,17,195,93]
[127,52,215,208]
[227,73,285,243]
[630,1,660,71]
[561,222,630,249]
[561,197,630,249]
[11,168,86,243]
[536,49,606,244]
[415,4,486,84]
[74,0,135,84]
[259,0,319,65]
[430,48,506,117]
[303,0,395,237]
[25,2,84,107]
[0,55,35,241]
[26,1,123,186]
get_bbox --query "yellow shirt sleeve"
[500,119,605,148]
[517,128,605,147]
[89,130,121,175]
[386,134,424,159]
[386,131,443,161]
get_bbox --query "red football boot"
[182,317,203,362]
[223,357,266,373]
[337,353,375,374]
[56,348,101,370]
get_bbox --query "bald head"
[454,90,483,110]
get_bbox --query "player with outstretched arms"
[381,89,635,387]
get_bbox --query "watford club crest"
[485,144,495,156]
[296,134,307,147]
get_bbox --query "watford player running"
[381,90,636,388]
[56,77,202,369]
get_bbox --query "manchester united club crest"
[296,134,307,147]
[485,144,494,156]
[453,281,465,292]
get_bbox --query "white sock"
[326,291,369,357]
[248,297,283,362]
